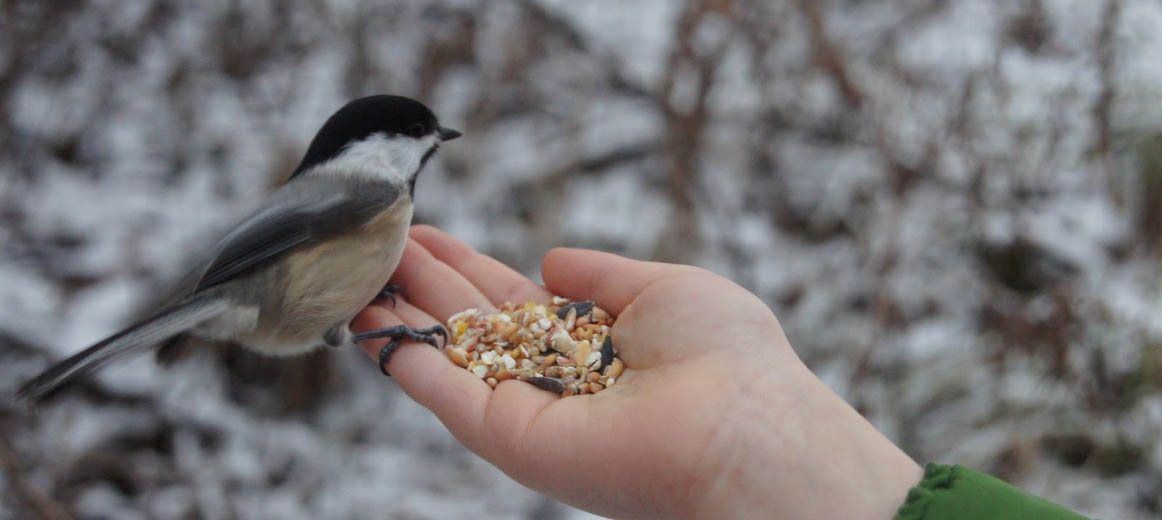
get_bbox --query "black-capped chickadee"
[17,95,460,401]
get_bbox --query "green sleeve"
[893,463,1090,520]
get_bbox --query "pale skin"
[351,225,924,520]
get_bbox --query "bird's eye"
[409,123,426,137]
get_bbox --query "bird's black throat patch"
[411,144,439,198]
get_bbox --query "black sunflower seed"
[527,376,567,394]
[598,335,615,371]
[555,300,595,320]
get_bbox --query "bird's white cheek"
[308,133,433,184]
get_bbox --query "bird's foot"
[375,283,406,307]
[352,325,447,376]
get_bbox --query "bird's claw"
[352,324,447,376]
[376,283,406,307]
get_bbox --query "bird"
[17,94,460,401]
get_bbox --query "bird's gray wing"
[191,181,396,293]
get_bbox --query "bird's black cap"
[291,95,460,178]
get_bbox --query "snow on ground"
[2,1,1161,518]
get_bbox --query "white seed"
[564,308,577,332]
[549,327,578,354]
[470,364,489,379]
[448,308,481,325]
[501,353,517,370]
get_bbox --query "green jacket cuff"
[893,463,1090,520]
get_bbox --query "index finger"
[410,225,553,306]
[388,238,497,322]
[351,302,490,452]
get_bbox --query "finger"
[353,302,566,464]
[389,238,497,322]
[351,303,492,452]
[541,248,695,316]
[473,369,563,463]
[410,225,554,306]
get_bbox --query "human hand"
[352,225,922,520]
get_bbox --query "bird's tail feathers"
[16,296,231,402]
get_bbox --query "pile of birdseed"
[445,297,624,396]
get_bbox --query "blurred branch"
[0,327,47,357]
[540,142,658,185]
[795,0,863,108]
[653,0,734,262]
[1093,0,1122,160]
[0,434,74,520]
[417,8,477,97]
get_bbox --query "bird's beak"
[438,126,462,141]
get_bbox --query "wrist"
[688,361,922,520]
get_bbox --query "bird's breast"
[251,199,414,351]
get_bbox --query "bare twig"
[796,0,863,108]
[653,0,734,262]
[1093,0,1122,159]
[0,434,73,520]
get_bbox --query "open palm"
[352,225,919,520]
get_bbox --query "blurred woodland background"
[2,1,1162,518]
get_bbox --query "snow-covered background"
[2,1,1161,518]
